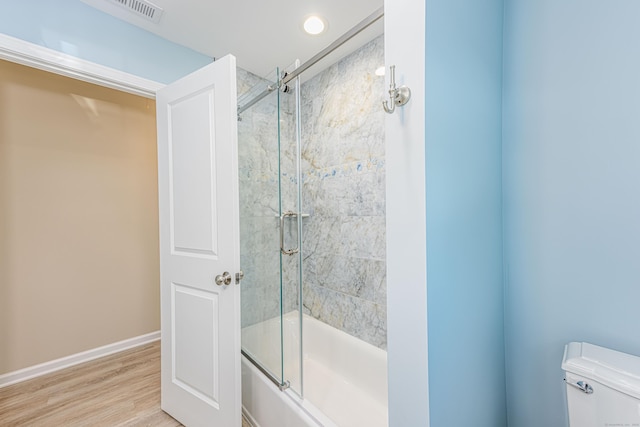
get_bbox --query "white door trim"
[0,33,162,98]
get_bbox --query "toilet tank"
[562,342,640,427]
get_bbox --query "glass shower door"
[238,67,285,386]
[237,65,304,395]
[278,66,304,396]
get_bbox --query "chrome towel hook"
[382,65,411,114]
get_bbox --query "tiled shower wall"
[300,36,387,349]
[237,67,284,328]
[238,35,386,349]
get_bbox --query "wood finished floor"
[0,341,252,427]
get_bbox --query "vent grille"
[109,0,164,23]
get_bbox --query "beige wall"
[0,60,159,374]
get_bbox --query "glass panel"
[238,67,284,384]
[278,62,304,396]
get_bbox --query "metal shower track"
[237,6,384,116]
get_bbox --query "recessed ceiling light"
[375,66,386,76]
[303,15,326,35]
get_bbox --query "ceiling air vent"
[99,0,164,23]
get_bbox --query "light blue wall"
[425,0,506,425]
[503,0,640,425]
[0,0,211,83]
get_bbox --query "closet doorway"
[0,59,160,376]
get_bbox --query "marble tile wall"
[237,35,387,349]
[300,35,387,349]
[238,66,300,330]
[237,67,283,328]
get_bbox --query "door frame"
[0,33,162,98]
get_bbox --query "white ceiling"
[81,0,384,79]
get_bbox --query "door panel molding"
[168,85,219,259]
[171,283,220,407]
[157,55,240,427]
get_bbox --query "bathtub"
[241,312,388,427]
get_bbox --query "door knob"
[215,272,232,286]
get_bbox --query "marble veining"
[238,35,387,349]
[300,35,387,349]
[237,67,284,328]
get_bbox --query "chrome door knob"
[215,272,232,286]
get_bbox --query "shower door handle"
[280,211,299,256]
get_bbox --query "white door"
[156,55,241,427]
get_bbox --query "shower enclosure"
[237,63,304,394]
[237,9,388,426]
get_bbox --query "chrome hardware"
[236,7,384,118]
[382,65,411,114]
[280,71,291,93]
[280,211,300,256]
[566,379,594,394]
[274,213,310,219]
[215,271,232,286]
[235,270,244,285]
[242,349,291,392]
[279,380,291,391]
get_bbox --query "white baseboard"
[0,331,160,388]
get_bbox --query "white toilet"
[562,342,640,426]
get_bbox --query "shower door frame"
[238,65,289,392]
[238,7,387,400]
[237,62,308,397]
